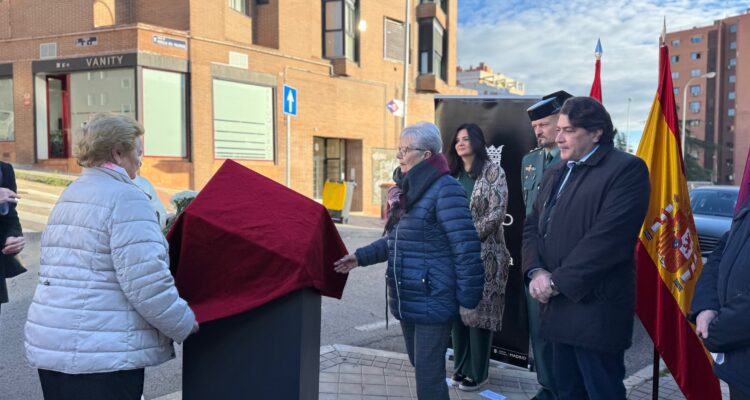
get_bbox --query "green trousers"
[451,320,493,382]
[526,286,557,400]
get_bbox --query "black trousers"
[552,342,626,400]
[38,368,145,400]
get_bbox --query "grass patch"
[16,172,73,187]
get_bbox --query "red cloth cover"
[167,160,349,323]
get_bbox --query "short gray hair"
[401,122,442,154]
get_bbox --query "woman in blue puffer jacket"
[335,122,484,400]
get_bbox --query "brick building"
[666,10,750,184]
[0,0,471,215]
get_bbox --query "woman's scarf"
[384,154,450,234]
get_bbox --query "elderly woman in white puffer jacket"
[24,114,198,400]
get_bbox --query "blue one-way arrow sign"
[283,84,298,116]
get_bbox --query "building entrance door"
[46,75,70,158]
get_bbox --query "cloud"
[457,0,748,142]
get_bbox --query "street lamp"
[681,71,716,155]
[626,97,632,153]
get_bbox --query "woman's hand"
[334,254,359,273]
[459,306,479,327]
[2,236,25,255]
[0,188,19,204]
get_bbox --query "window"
[142,69,187,158]
[229,0,248,15]
[93,0,116,27]
[672,71,680,79]
[728,108,736,117]
[671,39,680,47]
[213,79,274,160]
[691,52,701,60]
[687,119,701,127]
[690,85,701,96]
[730,41,737,50]
[671,55,679,63]
[691,68,701,77]
[728,91,736,100]
[691,35,701,43]
[323,0,359,61]
[690,101,700,113]
[384,18,405,61]
[673,87,679,95]
[729,58,737,67]
[256,0,269,4]
[729,75,736,83]
[419,18,446,81]
[0,78,13,141]
[729,24,737,33]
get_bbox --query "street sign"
[283,84,298,116]
[386,99,404,117]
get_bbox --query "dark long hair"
[447,123,489,179]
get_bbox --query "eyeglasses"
[396,146,426,156]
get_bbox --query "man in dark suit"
[521,90,571,400]
[522,97,650,399]
[0,161,25,314]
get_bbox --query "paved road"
[0,179,654,399]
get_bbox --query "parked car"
[689,185,739,257]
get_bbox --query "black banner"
[435,95,540,369]
[32,53,137,74]
[0,63,12,77]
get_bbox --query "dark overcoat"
[691,198,750,395]
[0,161,24,304]
[522,143,650,352]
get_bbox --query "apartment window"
[418,18,447,81]
[671,39,680,47]
[142,69,187,158]
[229,0,248,15]
[687,119,701,127]
[673,87,679,96]
[729,75,736,83]
[729,24,737,33]
[93,0,116,27]
[691,35,701,43]
[420,0,448,14]
[384,18,406,61]
[256,0,269,4]
[729,58,737,67]
[690,85,701,96]
[213,79,274,160]
[690,101,700,113]
[730,41,737,50]
[0,78,13,141]
[728,91,736,100]
[323,0,359,61]
[728,108,736,117]
[691,52,701,60]
[691,68,701,77]
[672,71,680,79]
[671,55,679,63]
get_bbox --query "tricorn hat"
[527,90,574,121]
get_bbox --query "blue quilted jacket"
[355,175,484,324]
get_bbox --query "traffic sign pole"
[286,114,291,187]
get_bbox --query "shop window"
[671,55,679,63]
[691,68,701,77]
[690,85,701,96]
[69,68,135,146]
[93,0,115,27]
[143,69,187,158]
[229,0,249,15]
[384,18,405,62]
[213,79,274,160]
[0,78,13,141]
[323,0,359,61]
[418,18,446,81]
[690,101,700,113]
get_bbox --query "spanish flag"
[635,29,721,399]
[589,38,603,102]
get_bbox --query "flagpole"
[652,347,659,400]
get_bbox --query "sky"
[457,0,749,149]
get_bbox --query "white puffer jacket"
[25,167,196,374]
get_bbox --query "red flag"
[589,39,603,102]
[735,147,750,214]
[634,28,721,399]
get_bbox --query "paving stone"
[359,359,375,366]
[373,361,388,368]
[340,383,364,395]
[341,373,363,384]
[363,396,388,400]
[363,374,386,385]
[339,395,364,400]
[340,364,363,374]
[319,382,338,394]
[386,385,411,397]
[362,384,388,396]
[319,372,338,383]
[318,393,338,400]
[385,375,408,386]
[362,365,384,375]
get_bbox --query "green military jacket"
[521,147,560,216]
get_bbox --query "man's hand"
[696,309,718,340]
[2,236,25,255]
[334,254,359,273]
[0,188,19,204]
[459,306,479,327]
[529,269,556,303]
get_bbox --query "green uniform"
[521,145,559,400]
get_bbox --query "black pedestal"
[183,288,322,399]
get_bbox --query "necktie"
[545,152,553,167]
